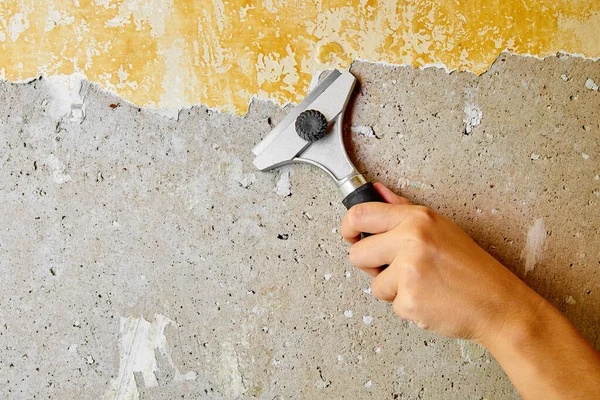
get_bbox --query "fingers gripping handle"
[342,182,388,270]
[342,182,384,210]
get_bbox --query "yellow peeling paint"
[1,0,599,114]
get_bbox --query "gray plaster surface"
[0,53,599,399]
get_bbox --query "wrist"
[478,275,553,354]
[478,284,549,354]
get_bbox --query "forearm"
[482,289,600,399]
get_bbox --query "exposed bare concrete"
[0,53,599,399]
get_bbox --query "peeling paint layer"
[521,218,546,275]
[0,1,599,113]
[103,314,196,400]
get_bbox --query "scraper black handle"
[342,182,384,210]
[342,182,388,269]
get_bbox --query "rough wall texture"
[1,0,600,112]
[0,53,599,399]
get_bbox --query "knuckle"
[413,206,438,224]
[391,298,403,316]
[412,228,433,246]
[370,278,386,300]
[348,245,361,266]
[401,291,419,314]
[402,261,427,285]
[348,204,366,227]
[415,320,430,330]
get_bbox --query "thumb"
[373,182,412,205]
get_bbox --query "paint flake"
[344,310,353,318]
[399,177,433,191]
[463,88,482,134]
[351,125,376,138]
[46,73,86,123]
[363,315,373,325]
[46,154,72,184]
[274,168,292,197]
[565,295,576,305]
[585,78,599,91]
[459,339,486,362]
[103,314,196,400]
[520,218,546,275]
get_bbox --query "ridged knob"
[295,110,328,142]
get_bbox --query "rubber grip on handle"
[342,182,388,270]
[342,182,384,209]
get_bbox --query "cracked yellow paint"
[1,0,599,114]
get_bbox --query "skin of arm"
[340,182,600,399]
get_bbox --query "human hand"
[340,182,542,343]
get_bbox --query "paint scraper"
[251,69,384,210]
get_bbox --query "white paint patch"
[46,154,72,184]
[324,273,332,281]
[561,74,569,81]
[463,87,482,134]
[236,173,256,188]
[362,315,373,325]
[158,39,187,111]
[105,0,173,38]
[147,107,181,120]
[103,314,196,400]
[273,167,292,197]
[45,7,75,32]
[530,152,540,160]
[363,287,372,294]
[398,177,433,191]
[520,218,546,275]
[582,153,590,160]
[364,380,373,389]
[459,339,486,363]
[216,341,245,397]
[46,73,86,123]
[585,78,599,91]
[344,310,353,318]
[220,151,256,189]
[351,125,376,138]
[565,295,577,305]
[8,12,30,42]
[251,305,266,315]
[344,271,351,278]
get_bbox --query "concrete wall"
[1,53,599,399]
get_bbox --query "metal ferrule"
[338,174,367,198]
